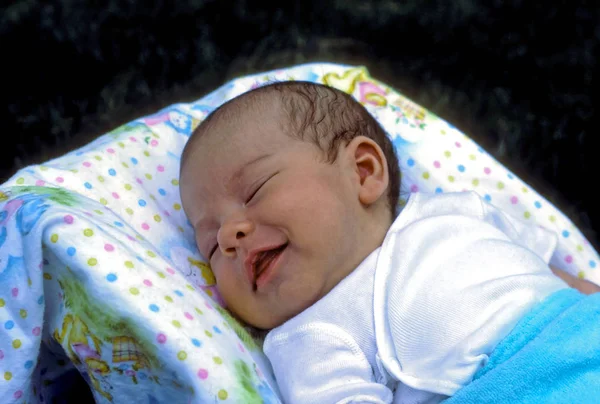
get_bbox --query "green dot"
[70,169,79,173]
[149,194,156,201]
[524,211,531,219]
[448,175,455,182]
[20,309,27,319]
[497,182,505,190]
[126,208,134,215]
[13,339,22,349]
[97,176,105,183]
[195,307,204,315]
[205,330,213,338]
[469,154,476,160]
[165,296,173,303]
[218,390,228,400]
[172,320,181,328]
[83,229,94,237]
[50,234,59,243]
[88,258,97,266]
[16,177,25,184]
[177,351,187,361]
[124,261,134,269]
[145,173,152,180]
[4,372,12,381]
[173,203,181,211]
[153,215,161,222]
[422,172,430,179]
[549,215,556,222]
[444,151,451,158]
[186,284,195,291]
[144,151,150,157]
[122,162,129,168]
[124,184,132,190]
[472,179,479,186]
[43,273,52,280]
[94,155,102,161]
[118,141,125,148]
[99,198,108,205]
[171,179,179,186]
[157,272,166,279]
[94,209,103,215]
[40,166,48,171]
[129,287,139,295]
[577,245,584,252]
[213,356,223,365]
[0,298,5,307]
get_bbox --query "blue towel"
[446,289,600,403]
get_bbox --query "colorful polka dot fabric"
[0,63,598,403]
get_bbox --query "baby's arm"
[264,322,393,404]
[550,265,600,294]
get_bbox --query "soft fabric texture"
[0,63,598,403]
[264,191,567,403]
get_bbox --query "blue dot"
[407,158,415,167]
[138,372,148,380]
[158,188,166,196]
[507,173,514,180]
[562,230,570,238]
[138,199,147,207]
[484,194,492,202]
[534,201,542,209]
[106,273,117,282]
[191,338,202,347]
[457,165,465,172]
[590,260,597,269]
[5,320,14,330]
[477,147,484,153]
[149,304,159,312]
[66,247,76,257]
[213,326,222,334]
[131,157,138,165]
[174,290,183,297]
[113,221,123,227]
[136,256,145,263]
[38,295,44,305]
[435,187,443,194]
[75,151,83,156]
[84,182,92,189]
[108,168,116,176]
[24,360,34,369]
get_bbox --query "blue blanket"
[446,289,600,403]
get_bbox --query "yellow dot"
[422,172,430,179]
[150,194,156,201]
[172,320,181,328]
[70,169,79,173]
[549,215,556,222]
[218,390,228,400]
[0,298,5,307]
[40,166,48,171]
[195,307,204,315]
[126,208,134,215]
[83,228,94,237]
[186,284,195,291]
[165,296,173,303]
[472,179,479,186]
[577,245,584,252]
[522,187,529,193]
[213,356,223,365]
[177,226,184,233]
[125,261,134,269]
[136,234,143,241]
[578,271,586,279]
[152,133,160,139]
[129,287,139,295]
[94,209,103,215]
[122,162,129,168]
[440,130,446,135]
[43,273,52,280]
[97,176,105,183]
[497,182,505,190]
[448,175,455,182]
[171,179,179,186]
[28,278,32,286]
[145,173,153,180]
[12,339,21,349]
[205,330,213,338]
[94,155,102,161]
[444,151,451,158]
[88,258,97,266]
[205,289,213,296]
[147,250,156,258]
[118,141,125,148]
[100,198,108,206]
[50,234,59,243]
[144,151,150,157]
[154,215,161,222]
[124,184,132,191]
[20,309,27,319]
[177,351,187,361]
[173,203,182,211]
[157,272,166,279]
[524,211,531,219]
[469,154,476,160]
[4,372,12,381]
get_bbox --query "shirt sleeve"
[264,322,394,404]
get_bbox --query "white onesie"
[263,191,568,403]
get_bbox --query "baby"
[179,81,600,403]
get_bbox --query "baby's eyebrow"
[229,153,273,186]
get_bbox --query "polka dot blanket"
[1,63,598,403]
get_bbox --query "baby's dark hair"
[182,81,401,216]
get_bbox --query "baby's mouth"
[253,243,288,290]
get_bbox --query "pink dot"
[129,137,138,142]
[166,267,175,275]
[11,288,18,297]
[197,369,209,380]
[164,210,171,217]
[136,178,143,185]
[13,391,23,399]
[141,223,150,230]
[35,180,45,186]
[144,279,153,287]
[157,165,165,172]
[238,342,245,353]
[83,162,92,167]
[455,142,462,148]
[56,177,64,183]
[84,212,93,217]
[127,235,135,241]
[205,302,213,310]
[63,215,74,224]
[484,167,491,175]
[184,312,193,320]
[565,255,573,264]
[0,350,4,359]
[125,370,135,376]
[106,148,115,154]
[32,327,41,336]
[104,244,115,252]
[433,161,441,168]
[112,192,120,199]
[410,184,419,193]
[156,333,167,344]
[510,196,518,204]
[150,139,159,147]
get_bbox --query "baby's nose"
[217,219,254,257]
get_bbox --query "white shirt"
[264,191,568,403]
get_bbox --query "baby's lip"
[244,243,288,290]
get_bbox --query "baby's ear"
[345,136,389,206]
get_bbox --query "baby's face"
[180,102,369,329]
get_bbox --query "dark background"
[2,1,599,248]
